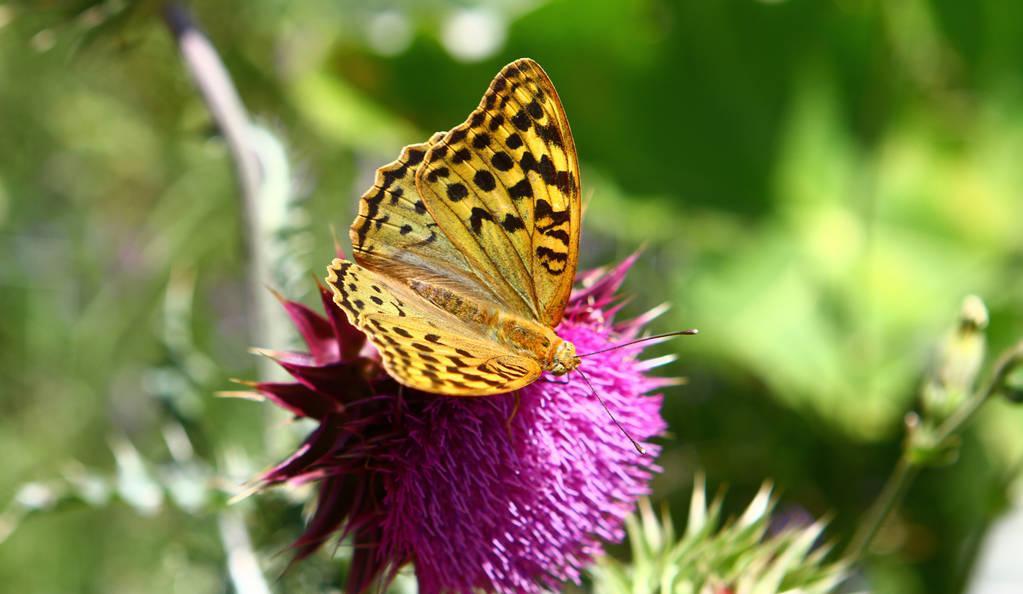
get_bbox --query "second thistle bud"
[921,295,988,422]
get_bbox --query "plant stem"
[845,455,917,561]
[162,2,269,358]
[162,5,275,593]
[932,342,1023,445]
[845,340,1023,561]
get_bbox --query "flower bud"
[922,295,988,421]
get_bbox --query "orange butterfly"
[326,59,582,396]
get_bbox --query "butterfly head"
[548,340,581,376]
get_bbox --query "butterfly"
[325,58,582,396]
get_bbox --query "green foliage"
[592,480,846,594]
[0,433,226,544]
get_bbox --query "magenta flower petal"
[315,283,366,360]
[275,290,342,365]
[253,381,340,420]
[254,257,675,593]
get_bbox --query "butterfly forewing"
[349,134,512,308]
[325,259,541,395]
[415,58,581,327]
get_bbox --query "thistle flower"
[250,255,677,593]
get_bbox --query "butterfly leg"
[393,384,405,426]
[538,377,571,385]
[504,391,522,440]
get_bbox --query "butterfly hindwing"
[415,58,581,327]
[363,315,541,396]
[325,258,541,396]
[325,258,425,325]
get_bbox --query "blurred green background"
[2,1,1022,593]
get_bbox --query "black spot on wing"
[327,261,357,317]
[377,334,399,348]
[501,214,525,232]
[461,372,504,387]
[511,109,531,131]
[406,148,425,165]
[409,230,437,248]
[527,99,543,119]
[474,170,496,191]
[447,182,468,201]
[537,155,557,185]
[535,199,570,231]
[469,207,494,235]
[545,229,570,244]
[555,170,574,193]
[536,246,569,263]
[380,164,407,188]
[427,167,450,182]
[536,246,569,274]
[509,179,533,200]
[491,151,514,171]
[517,153,560,188]
[538,124,564,147]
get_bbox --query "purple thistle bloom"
[252,255,677,593]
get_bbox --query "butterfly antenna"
[579,329,699,358]
[576,367,646,455]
